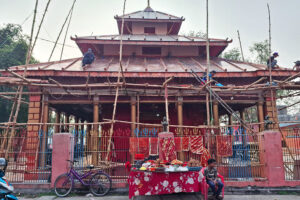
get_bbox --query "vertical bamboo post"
[40,95,49,167]
[65,113,70,132]
[137,95,140,131]
[105,0,127,162]
[267,3,276,126]
[92,96,99,165]
[131,96,137,137]
[164,86,170,132]
[257,101,264,132]
[55,111,60,133]
[205,0,211,126]
[213,101,219,126]
[177,97,184,160]
[237,30,245,62]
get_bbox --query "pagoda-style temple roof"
[114,6,184,21]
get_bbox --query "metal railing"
[0,129,52,183]
[0,123,268,184]
[281,127,300,180]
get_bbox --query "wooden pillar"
[65,113,70,132]
[131,96,137,137]
[75,117,79,133]
[228,113,233,135]
[177,97,184,161]
[74,116,79,144]
[80,119,85,132]
[55,111,60,133]
[41,95,49,167]
[86,123,91,152]
[257,101,264,132]
[92,96,99,165]
[240,109,246,122]
[213,101,219,126]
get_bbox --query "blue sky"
[0,0,299,67]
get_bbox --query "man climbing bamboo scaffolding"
[267,52,279,69]
[82,48,95,67]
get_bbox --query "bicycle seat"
[87,165,94,170]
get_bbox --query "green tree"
[0,24,38,123]
[183,30,207,38]
[249,39,269,64]
[221,48,242,61]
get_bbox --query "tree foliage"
[249,39,269,64]
[0,24,38,122]
[221,48,242,61]
[184,30,207,38]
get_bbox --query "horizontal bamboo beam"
[0,95,29,105]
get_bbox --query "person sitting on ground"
[267,52,279,69]
[82,48,95,67]
[204,158,224,200]
[293,61,300,71]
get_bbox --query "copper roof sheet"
[9,57,267,74]
[75,34,228,43]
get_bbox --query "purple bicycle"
[54,160,112,197]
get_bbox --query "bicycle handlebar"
[66,160,79,164]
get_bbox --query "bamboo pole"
[5,0,39,159]
[205,0,211,126]
[105,0,127,162]
[164,85,170,131]
[237,30,245,62]
[0,87,19,153]
[30,0,52,57]
[48,0,76,62]
[60,2,74,61]
[26,0,39,65]
[267,3,276,127]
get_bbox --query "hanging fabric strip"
[216,135,233,157]
[190,136,204,154]
[149,137,158,155]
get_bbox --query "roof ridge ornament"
[144,0,154,12]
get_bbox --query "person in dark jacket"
[82,48,95,67]
[267,52,279,69]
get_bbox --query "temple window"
[142,47,162,56]
[144,27,156,34]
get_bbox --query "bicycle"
[54,160,112,197]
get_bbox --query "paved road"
[18,194,300,200]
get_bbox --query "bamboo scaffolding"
[5,0,39,159]
[105,0,127,162]
[0,95,28,105]
[0,87,19,153]
[48,0,76,62]
[30,0,52,58]
[60,0,74,61]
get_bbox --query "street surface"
[18,194,300,200]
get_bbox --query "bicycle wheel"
[89,172,112,196]
[54,173,73,197]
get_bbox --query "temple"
[1,3,300,184]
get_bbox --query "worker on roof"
[293,61,300,71]
[267,52,279,69]
[82,48,95,67]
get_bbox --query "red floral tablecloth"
[128,171,202,199]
